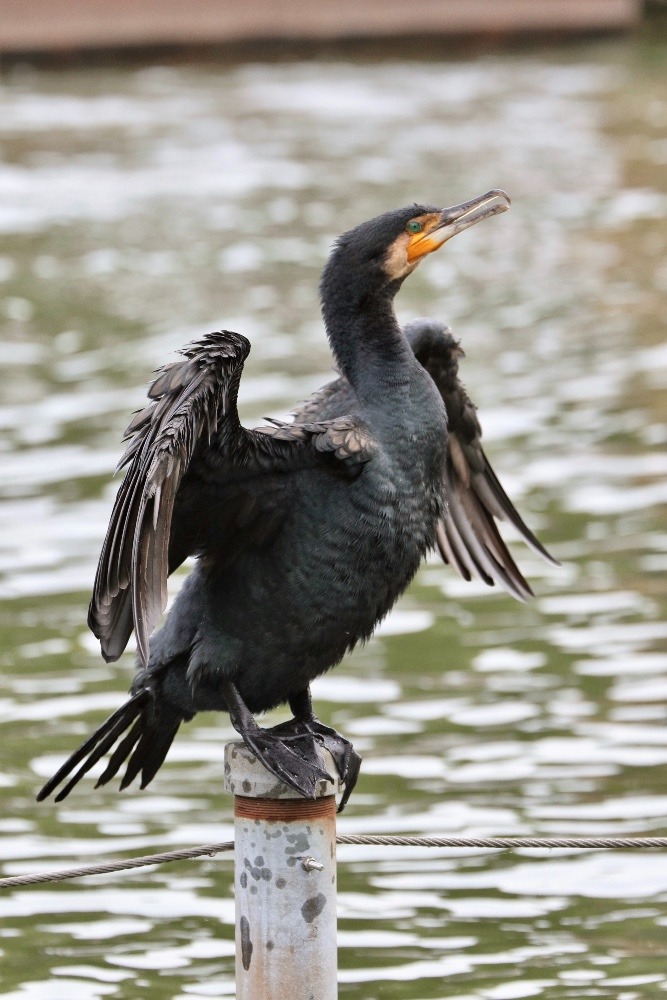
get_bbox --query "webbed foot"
[274,689,362,812]
[241,726,333,798]
[222,680,333,799]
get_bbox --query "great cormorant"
[38,190,556,810]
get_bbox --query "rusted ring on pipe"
[234,795,336,822]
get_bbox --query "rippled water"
[0,34,666,999]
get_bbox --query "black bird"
[38,190,556,810]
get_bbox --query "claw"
[270,716,362,812]
[306,721,362,813]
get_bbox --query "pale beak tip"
[488,189,511,211]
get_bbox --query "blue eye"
[407,220,423,234]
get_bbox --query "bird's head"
[322,190,511,299]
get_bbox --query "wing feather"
[88,330,251,665]
[404,318,558,599]
[88,328,374,667]
[435,520,471,581]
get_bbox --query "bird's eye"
[407,220,424,234]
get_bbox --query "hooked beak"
[407,189,511,263]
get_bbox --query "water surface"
[0,36,666,999]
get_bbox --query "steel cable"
[2,835,667,889]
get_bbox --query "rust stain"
[235,795,335,821]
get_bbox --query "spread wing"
[89,330,252,666]
[404,318,558,600]
[89,329,373,668]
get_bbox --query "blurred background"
[0,2,666,998]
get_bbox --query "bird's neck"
[322,279,414,404]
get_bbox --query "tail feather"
[139,716,182,788]
[120,708,181,791]
[36,693,146,801]
[96,717,144,787]
[54,707,142,803]
[37,689,182,802]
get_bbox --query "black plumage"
[38,190,557,808]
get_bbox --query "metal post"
[224,741,339,1000]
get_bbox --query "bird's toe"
[242,729,333,799]
[274,718,362,812]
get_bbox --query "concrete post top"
[224,741,341,799]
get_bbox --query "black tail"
[37,689,182,802]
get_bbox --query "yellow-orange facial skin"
[383,191,510,281]
[405,213,450,263]
[382,213,443,281]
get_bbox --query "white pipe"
[225,741,339,999]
